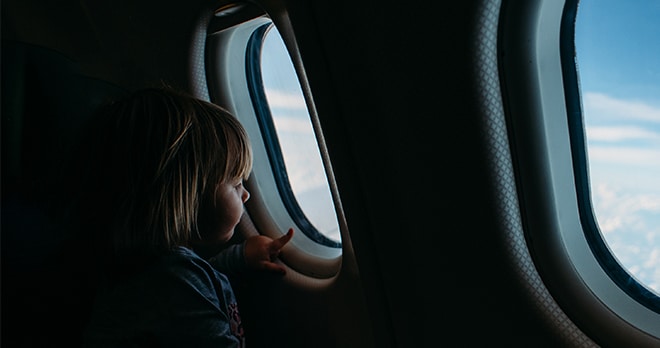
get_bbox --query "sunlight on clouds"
[585,92,660,293]
[272,115,326,193]
[273,116,314,134]
[588,146,660,166]
[592,183,660,293]
[594,185,660,233]
[586,126,660,142]
[583,92,660,123]
[264,89,307,110]
[644,249,660,295]
[584,93,660,167]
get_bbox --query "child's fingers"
[274,228,294,248]
[259,261,287,274]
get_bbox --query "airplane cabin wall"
[2,0,210,91]
[286,1,562,346]
[2,0,565,346]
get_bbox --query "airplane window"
[499,0,659,341]
[573,0,660,303]
[204,8,344,275]
[246,23,341,247]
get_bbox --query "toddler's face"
[198,179,250,248]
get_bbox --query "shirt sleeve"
[207,242,247,275]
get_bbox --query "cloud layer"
[584,92,660,294]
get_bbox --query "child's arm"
[208,243,246,275]
[209,228,294,275]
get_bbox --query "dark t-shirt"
[82,246,245,347]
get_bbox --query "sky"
[575,0,660,294]
[260,27,342,242]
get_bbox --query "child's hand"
[243,228,294,274]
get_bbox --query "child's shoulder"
[169,245,203,260]
[161,246,214,275]
[156,246,234,301]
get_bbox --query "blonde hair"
[80,87,252,270]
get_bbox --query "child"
[74,86,293,347]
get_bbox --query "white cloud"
[264,89,307,110]
[594,184,660,220]
[582,93,660,169]
[592,183,660,294]
[583,92,660,123]
[586,126,660,142]
[636,247,660,296]
[588,146,660,166]
[273,116,314,134]
[645,248,660,295]
[644,248,660,270]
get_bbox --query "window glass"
[259,26,341,244]
[575,0,660,294]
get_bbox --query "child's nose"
[242,187,250,203]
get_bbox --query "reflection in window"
[575,0,660,294]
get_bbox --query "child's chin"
[218,229,235,243]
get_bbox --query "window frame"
[202,4,343,279]
[245,22,341,248]
[497,0,660,344]
[561,0,660,314]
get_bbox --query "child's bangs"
[211,106,253,184]
[226,130,253,182]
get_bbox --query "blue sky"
[576,0,660,293]
[576,0,660,102]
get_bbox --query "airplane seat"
[1,39,128,346]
